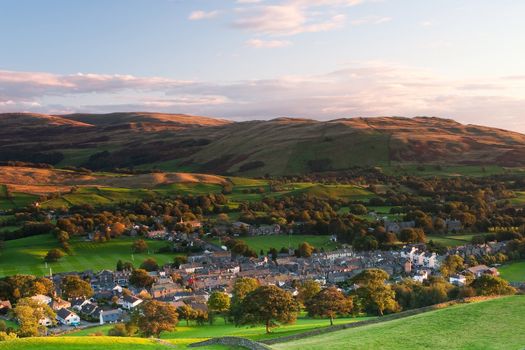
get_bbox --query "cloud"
[246,38,292,48]
[231,0,362,36]
[188,10,220,21]
[350,15,391,25]
[1,65,525,133]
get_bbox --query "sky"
[0,0,524,132]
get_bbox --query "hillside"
[270,296,525,350]
[0,166,227,195]
[1,113,525,175]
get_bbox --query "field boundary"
[189,336,271,349]
[260,297,498,346]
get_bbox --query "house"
[50,298,71,311]
[449,274,467,286]
[412,269,430,283]
[467,265,499,277]
[99,309,126,325]
[71,298,91,311]
[445,219,462,233]
[56,308,81,326]
[31,294,52,305]
[385,221,415,234]
[120,295,143,309]
[423,252,438,269]
[151,280,183,299]
[39,316,54,327]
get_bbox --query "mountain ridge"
[0,112,524,174]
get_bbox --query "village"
[0,218,511,334]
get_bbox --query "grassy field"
[382,164,521,177]
[0,336,233,350]
[39,184,224,209]
[499,260,525,282]
[209,235,338,253]
[0,186,38,210]
[66,315,373,346]
[0,234,179,277]
[426,234,476,247]
[272,296,525,350]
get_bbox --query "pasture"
[208,234,338,253]
[499,260,525,282]
[272,296,525,350]
[66,315,373,346]
[0,234,179,277]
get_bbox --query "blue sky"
[0,0,524,132]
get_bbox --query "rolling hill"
[270,296,525,350]
[1,113,525,175]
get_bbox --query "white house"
[449,274,467,286]
[38,316,54,327]
[423,252,438,269]
[120,295,143,310]
[31,294,52,305]
[412,269,430,283]
[56,308,80,326]
[99,309,126,325]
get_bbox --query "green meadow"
[0,234,179,277]
[499,260,525,282]
[208,234,338,253]
[272,296,525,350]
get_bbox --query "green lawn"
[272,296,525,350]
[509,191,525,206]
[0,336,232,350]
[66,315,373,347]
[0,190,38,210]
[209,235,338,253]
[426,234,476,247]
[0,234,180,277]
[499,260,525,282]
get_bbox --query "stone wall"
[189,336,271,350]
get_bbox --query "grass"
[209,235,338,253]
[39,184,224,209]
[382,164,522,177]
[499,260,525,282]
[0,189,38,210]
[0,234,180,277]
[272,296,525,350]
[0,336,232,350]
[426,234,476,247]
[66,315,373,347]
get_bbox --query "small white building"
[119,295,143,310]
[412,269,430,283]
[449,274,467,286]
[56,308,80,326]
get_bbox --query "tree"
[60,275,94,299]
[351,269,399,316]
[135,300,178,337]
[129,269,155,289]
[230,277,260,322]
[177,304,196,326]
[207,291,230,324]
[108,323,137,337]
[56,230,69,243]
[173,256,188,268]
[297,242,315,258]
[140,258,159,272]
[440,254,464,278]
[471,275,516,296]
[14,298,56,337]
[44,248,64,262]
[297,279,321,306]
[399,228,426,243]
[235,285,299,333]
[306,287,353,325]
[132,239,148,253]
